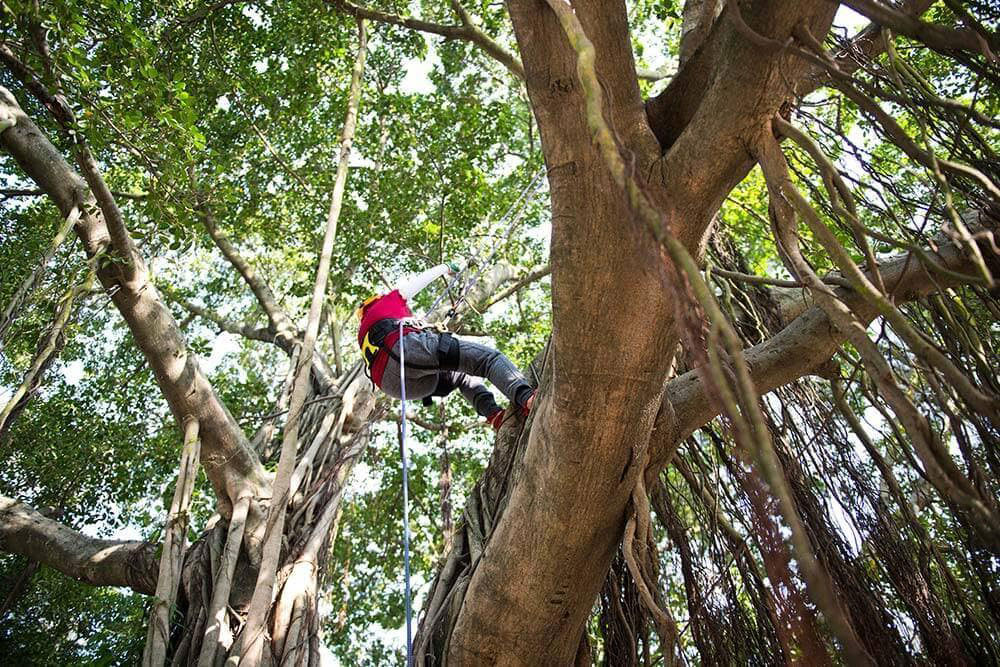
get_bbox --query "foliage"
[1,0,998,664]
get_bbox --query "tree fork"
[0,85,270,509]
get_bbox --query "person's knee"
[463,342,503,375]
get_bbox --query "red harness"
[365,323,421,387]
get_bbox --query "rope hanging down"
[398,319,415,667]
[397,167,546,666]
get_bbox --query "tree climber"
[357,263,535,429]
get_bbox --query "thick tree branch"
[0,495,158,595]
[679,0,720,65]
[645,0,838,249]
[652,229,1000,470]
[0,87,269,508]
[645,0,936,158]
[1,187,147,200]
[482,264,550,309]
[816,0,935,88]
[636,67,673,82]
[840,0,996,60]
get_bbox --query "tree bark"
[0,494,158,594]
[0,87,269,512]
[426,1,838,662]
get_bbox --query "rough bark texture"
[424,1,839,662]
[2,1,998,664]
[0,494,158,594]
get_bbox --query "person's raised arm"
[396,263,455,300]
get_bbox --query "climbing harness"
[359,318,458,390]
[392,168,546,666]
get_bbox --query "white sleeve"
[396,264,451,300]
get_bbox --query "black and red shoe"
[520,390,536,416]
[486,409,505,430]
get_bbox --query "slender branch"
[0,494,158,595]
[819,0,934,86]
[483,264,551,309]
[0,559,39,620]
[707,265,851,289]
[197,208,338,390]
[0,205,80,343]
[840,0,996,60]
[161,286,274,344]
[326,0,524,79]
[447,0,524,79]
[199,209,298,347]
[327,0,463,39]
[940,0,1000,54]
[237,103,318,196]
[795,29,1000,202]
[0,262,95,439]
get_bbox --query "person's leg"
[379,332,441,400]
[438,371,501,417]
[451,339,534,409]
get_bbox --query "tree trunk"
[165,375,377,667]
[3,1,998,663]
[415,1,840,662]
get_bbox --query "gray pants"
[380,331,531,417]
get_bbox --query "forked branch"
[327,0,524,79]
